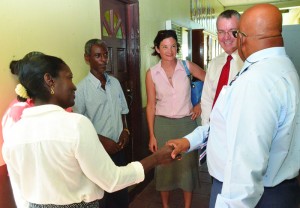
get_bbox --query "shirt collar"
[156,59,185,73]
[230,50,240,61]
[225,50,239,62]
[240,47,286,74]
[87,72,110,89]
[22,104,64,118]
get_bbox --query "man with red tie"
[201,10,244,125]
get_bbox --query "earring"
[50,86,55,95]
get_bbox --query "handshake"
[141,138,191,173]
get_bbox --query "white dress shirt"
[2,105,144,206]
[186,47,300,207]
[201,50,244,125]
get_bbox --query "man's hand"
[118,129,130,149]
[98,135,121,155]
[166,138,190,159]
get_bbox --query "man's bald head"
[237,4,283,61]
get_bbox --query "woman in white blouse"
[2,54,174,208]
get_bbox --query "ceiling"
[217,0,300,11]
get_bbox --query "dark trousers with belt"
[99,149,129,208]
[210,177,300,208]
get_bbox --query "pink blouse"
[150,60,193,118]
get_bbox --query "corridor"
[129,165,212,208]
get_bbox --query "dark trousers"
[210,177,300,208]
[99,149,129,208]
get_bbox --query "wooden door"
[100,0,127,80]
[192,29,205,69]
[100,0,143,162]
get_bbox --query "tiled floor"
[130,169,300,208]
[129,165,212,208]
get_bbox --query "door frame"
[100,0,144,162]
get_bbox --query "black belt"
[213,177,297,187]
[265,177,298,189]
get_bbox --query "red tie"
[212,55,232,108]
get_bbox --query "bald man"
[168,4,300,208]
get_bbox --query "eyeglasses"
[232,30,247,38]
[217,30,237,37]
[232,30,282,40]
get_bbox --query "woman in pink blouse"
[146,30,206,208]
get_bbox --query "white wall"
[139,0,224,106]
[0,0,101,166]
[282,24,300,74]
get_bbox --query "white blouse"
[3,104,144,206]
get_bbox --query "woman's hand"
[191,103,201,120]
[149,135,158,153]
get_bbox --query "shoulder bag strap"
[182,60,193,84]
[182,60,191,76]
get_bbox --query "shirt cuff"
[215,195,230,208]
[131,161,145,183]
[185,124,210,152]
